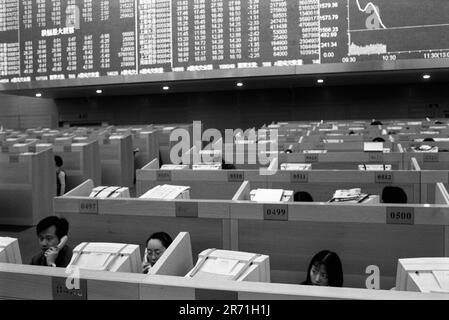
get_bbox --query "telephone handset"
[57,235,68,250]
[143,250,150,264]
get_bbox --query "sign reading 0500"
[386,207,414,225]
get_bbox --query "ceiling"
[1,68,449,99]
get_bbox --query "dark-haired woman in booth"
[142,232,173,274]
[302,250,343,287]
[381,186,407,203]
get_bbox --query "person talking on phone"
[142,232,172,274]
[30,216,73,268]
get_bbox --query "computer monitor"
[395,258,449,294]
[67,242,141,273]
[185,249,270,282]
[0,237,22,264]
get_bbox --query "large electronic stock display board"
[0,0,448,90]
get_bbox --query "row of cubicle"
[1,119,449,299]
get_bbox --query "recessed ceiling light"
[35,93,42,97]
[96,89,103,94]
[236,82,243,87]
[162,86,170,91]
[317,79,324,84]
[423,74,431,80]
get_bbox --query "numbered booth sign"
[227,171,244,182]
[156,170,172,182]
[263,204,288,221]
[375,172,394,184]
[79,200,99,214]
[386,207,414,225]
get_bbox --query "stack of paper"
[364,142,383,152]
[303,149,327,154]
[140,184,190,200]
[323,139,342,143]
[160,164,189,170]
[250,188,292,202]
[235,140,256,145]
[251,189,283,202]
[330,188,368,203]
[411,145,439,153]
[358,164,392,171]
[326,133,343,136]
[89,186,130,199]
[349,127,365,131]
[192,163,222,170]
[280,163,311,171]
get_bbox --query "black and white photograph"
[0,0,448,311]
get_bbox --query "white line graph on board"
[347,0,449,55]
[354,0,387,29]
[350,0,449,32]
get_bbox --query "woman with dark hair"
[293,191,313,202]
[302,250,343,287]
[142,232,173,274]
[381,186,407,203]
[372,137,385,142]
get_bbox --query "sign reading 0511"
[290,172,308,183]
[368,152,383,162]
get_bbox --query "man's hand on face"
[45,247,60,266]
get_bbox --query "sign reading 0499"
[263,204,288,221]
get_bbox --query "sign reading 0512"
[305,154,318,163]
[375,172,394,183]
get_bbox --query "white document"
[252,189,284,202]
[364,142,383,152]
